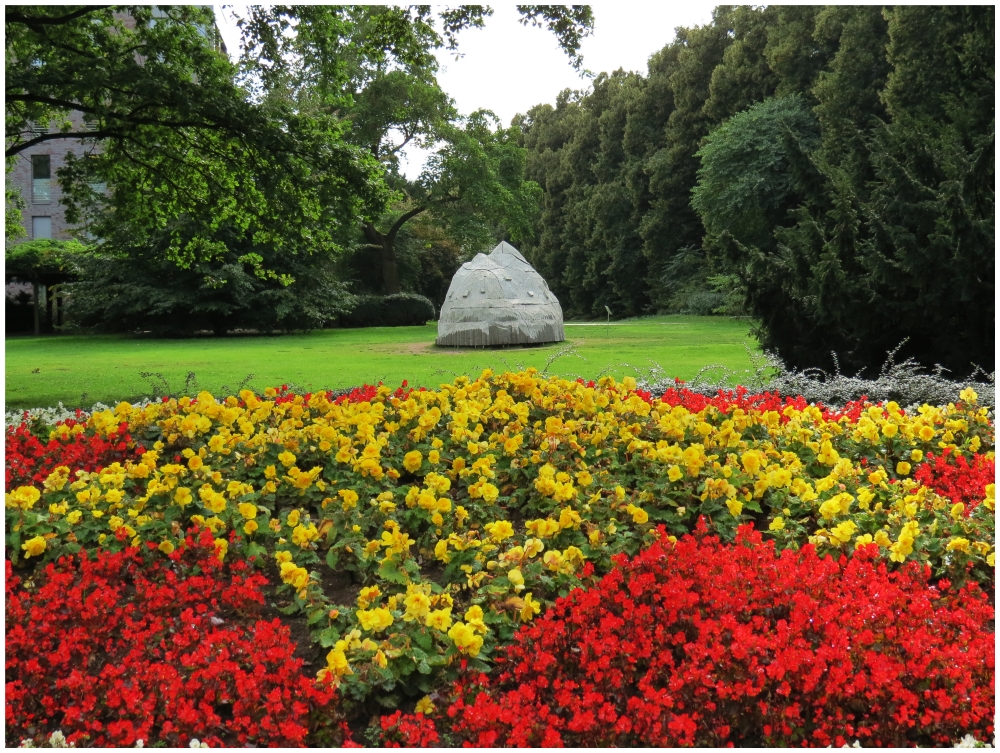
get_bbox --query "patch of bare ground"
[376,341,476,356]
[256,561,362,673]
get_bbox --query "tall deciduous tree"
[6,5,386,266]
[695,6,994,373]
[361,110,542,294]
[519,5,992,372]
[235,5,593,294]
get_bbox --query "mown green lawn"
[5,316,760,410]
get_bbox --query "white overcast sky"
[214,4,719,179]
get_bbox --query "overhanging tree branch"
[6,131,112,158]
[387,205,428,242]
[6,6,111,27]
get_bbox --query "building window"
[32,216,52,240]
[86,155,107,194]
[31,154,52,203]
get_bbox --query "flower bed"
[6,371,995,746]
[378,523,995,747]
[5,417,139,491]
[7,527,351,748]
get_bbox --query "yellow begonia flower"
[768,517,785,531]
[357,607,394,632]
[480,482,500,503]
[21,535,47,558]
[526,518,560,538]
[485,520,514,541]
[563,546,585,569]
[403,591,432,622]
[324,647,352,678]
[6,486,41,510]
[279,562,310,590]
[447,621,483,656]
[819,493,853,521]
[889,521,920,562]
[403,450,423,472]
[425,608,453,632]
[520,592,541,622]
[946,537,971,554]
[507,568,525,591]
[291,523,319,548]
[626,504,649,524]
[830,520,857,544]
[357,585,381,608]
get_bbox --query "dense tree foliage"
[7,5,592,321]
[519,6,994,374]
[6,5,387,266]
[62,234,353,336]
[237,6,572,294]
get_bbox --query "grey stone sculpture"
[436,241,565,347]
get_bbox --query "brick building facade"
[6,8,222,245]
[7,112,103,242]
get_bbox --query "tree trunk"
[32,276,40,337]
[380,236,401,295]
[364,205,428,296]
[364,222,402,295]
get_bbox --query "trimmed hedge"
[340,293,436,328]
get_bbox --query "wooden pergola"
[5,240,84,336]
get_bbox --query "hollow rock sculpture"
[436,241,565,347]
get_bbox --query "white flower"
[954,734,983,748]
[189,740,209,749]
[47,731,71,748]
[134,740,144,749]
